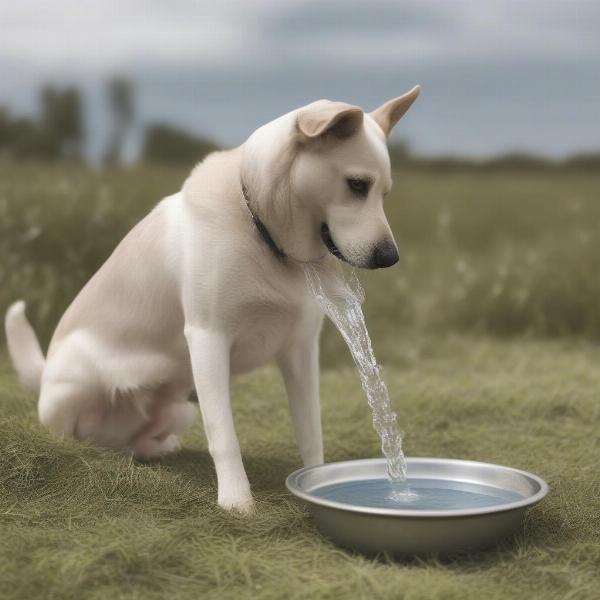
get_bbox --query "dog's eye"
[346,178,370,197]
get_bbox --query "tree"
[0,108,12,156]
[142,124,218,165]
[103,77,135,165]
[10,117,50,158]
[39,85,84,160]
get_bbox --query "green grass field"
[1,162,599,599]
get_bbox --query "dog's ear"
[369,85,421,138]
[297,100,364,139]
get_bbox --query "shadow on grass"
[160,447,298,494]
[343,528,550,569]
[161,450,559,569]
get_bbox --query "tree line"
[0,78,217,166]
[1,80,597,171]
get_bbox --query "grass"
[2,162,600,349]
[2,337,600,599]
[1,161,600,598]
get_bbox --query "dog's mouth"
[320,222,348,263]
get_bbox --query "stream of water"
[303,263,417,501]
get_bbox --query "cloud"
[0,1,264,72]
[0,0,598,156]
[264,0,453,37]
[260,0,599,67]
[0,0,598,74]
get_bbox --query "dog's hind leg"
[38,380,93,438]
[39,379,149,451]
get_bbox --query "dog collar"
[241,181,286,260]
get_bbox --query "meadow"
[1,161,599,599]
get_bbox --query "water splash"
[303,263,417,501]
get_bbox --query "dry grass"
[2,163,600,350]
[1,336,600,599]
[1,162,599,598]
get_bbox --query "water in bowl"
[303,263,417,501]
[312,478,525,511]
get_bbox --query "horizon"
[1,1,599,160]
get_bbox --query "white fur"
[4,92,419,512]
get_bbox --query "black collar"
[241,181,286,260]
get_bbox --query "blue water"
[312,478,524,510]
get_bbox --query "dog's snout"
[373,241,399,268]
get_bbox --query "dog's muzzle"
[320,222,399,269]
[320,222,348,263]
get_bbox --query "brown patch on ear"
[369,85,421,137]
[297,100,364,140]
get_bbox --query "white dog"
[5,86,420,512]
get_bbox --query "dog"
[5,86,420,512]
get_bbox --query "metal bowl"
[286,457,548,556]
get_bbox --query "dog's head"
[241,86,420,268]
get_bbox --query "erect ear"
[369,85,421,138]
[296,100,364,139]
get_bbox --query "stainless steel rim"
[286,457,549,518]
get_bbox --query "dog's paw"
[133,434,181,460]
[218,485,254,514]
[160,434,182,454]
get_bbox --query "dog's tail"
[4,301,45,392]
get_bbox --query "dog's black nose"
[373,241,399,268]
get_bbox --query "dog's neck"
[241,181,287,260]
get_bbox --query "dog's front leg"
[184,326,253,512]
[278,335,324,467]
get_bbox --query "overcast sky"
[1,0,598,158]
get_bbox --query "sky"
[1,0,598,159]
